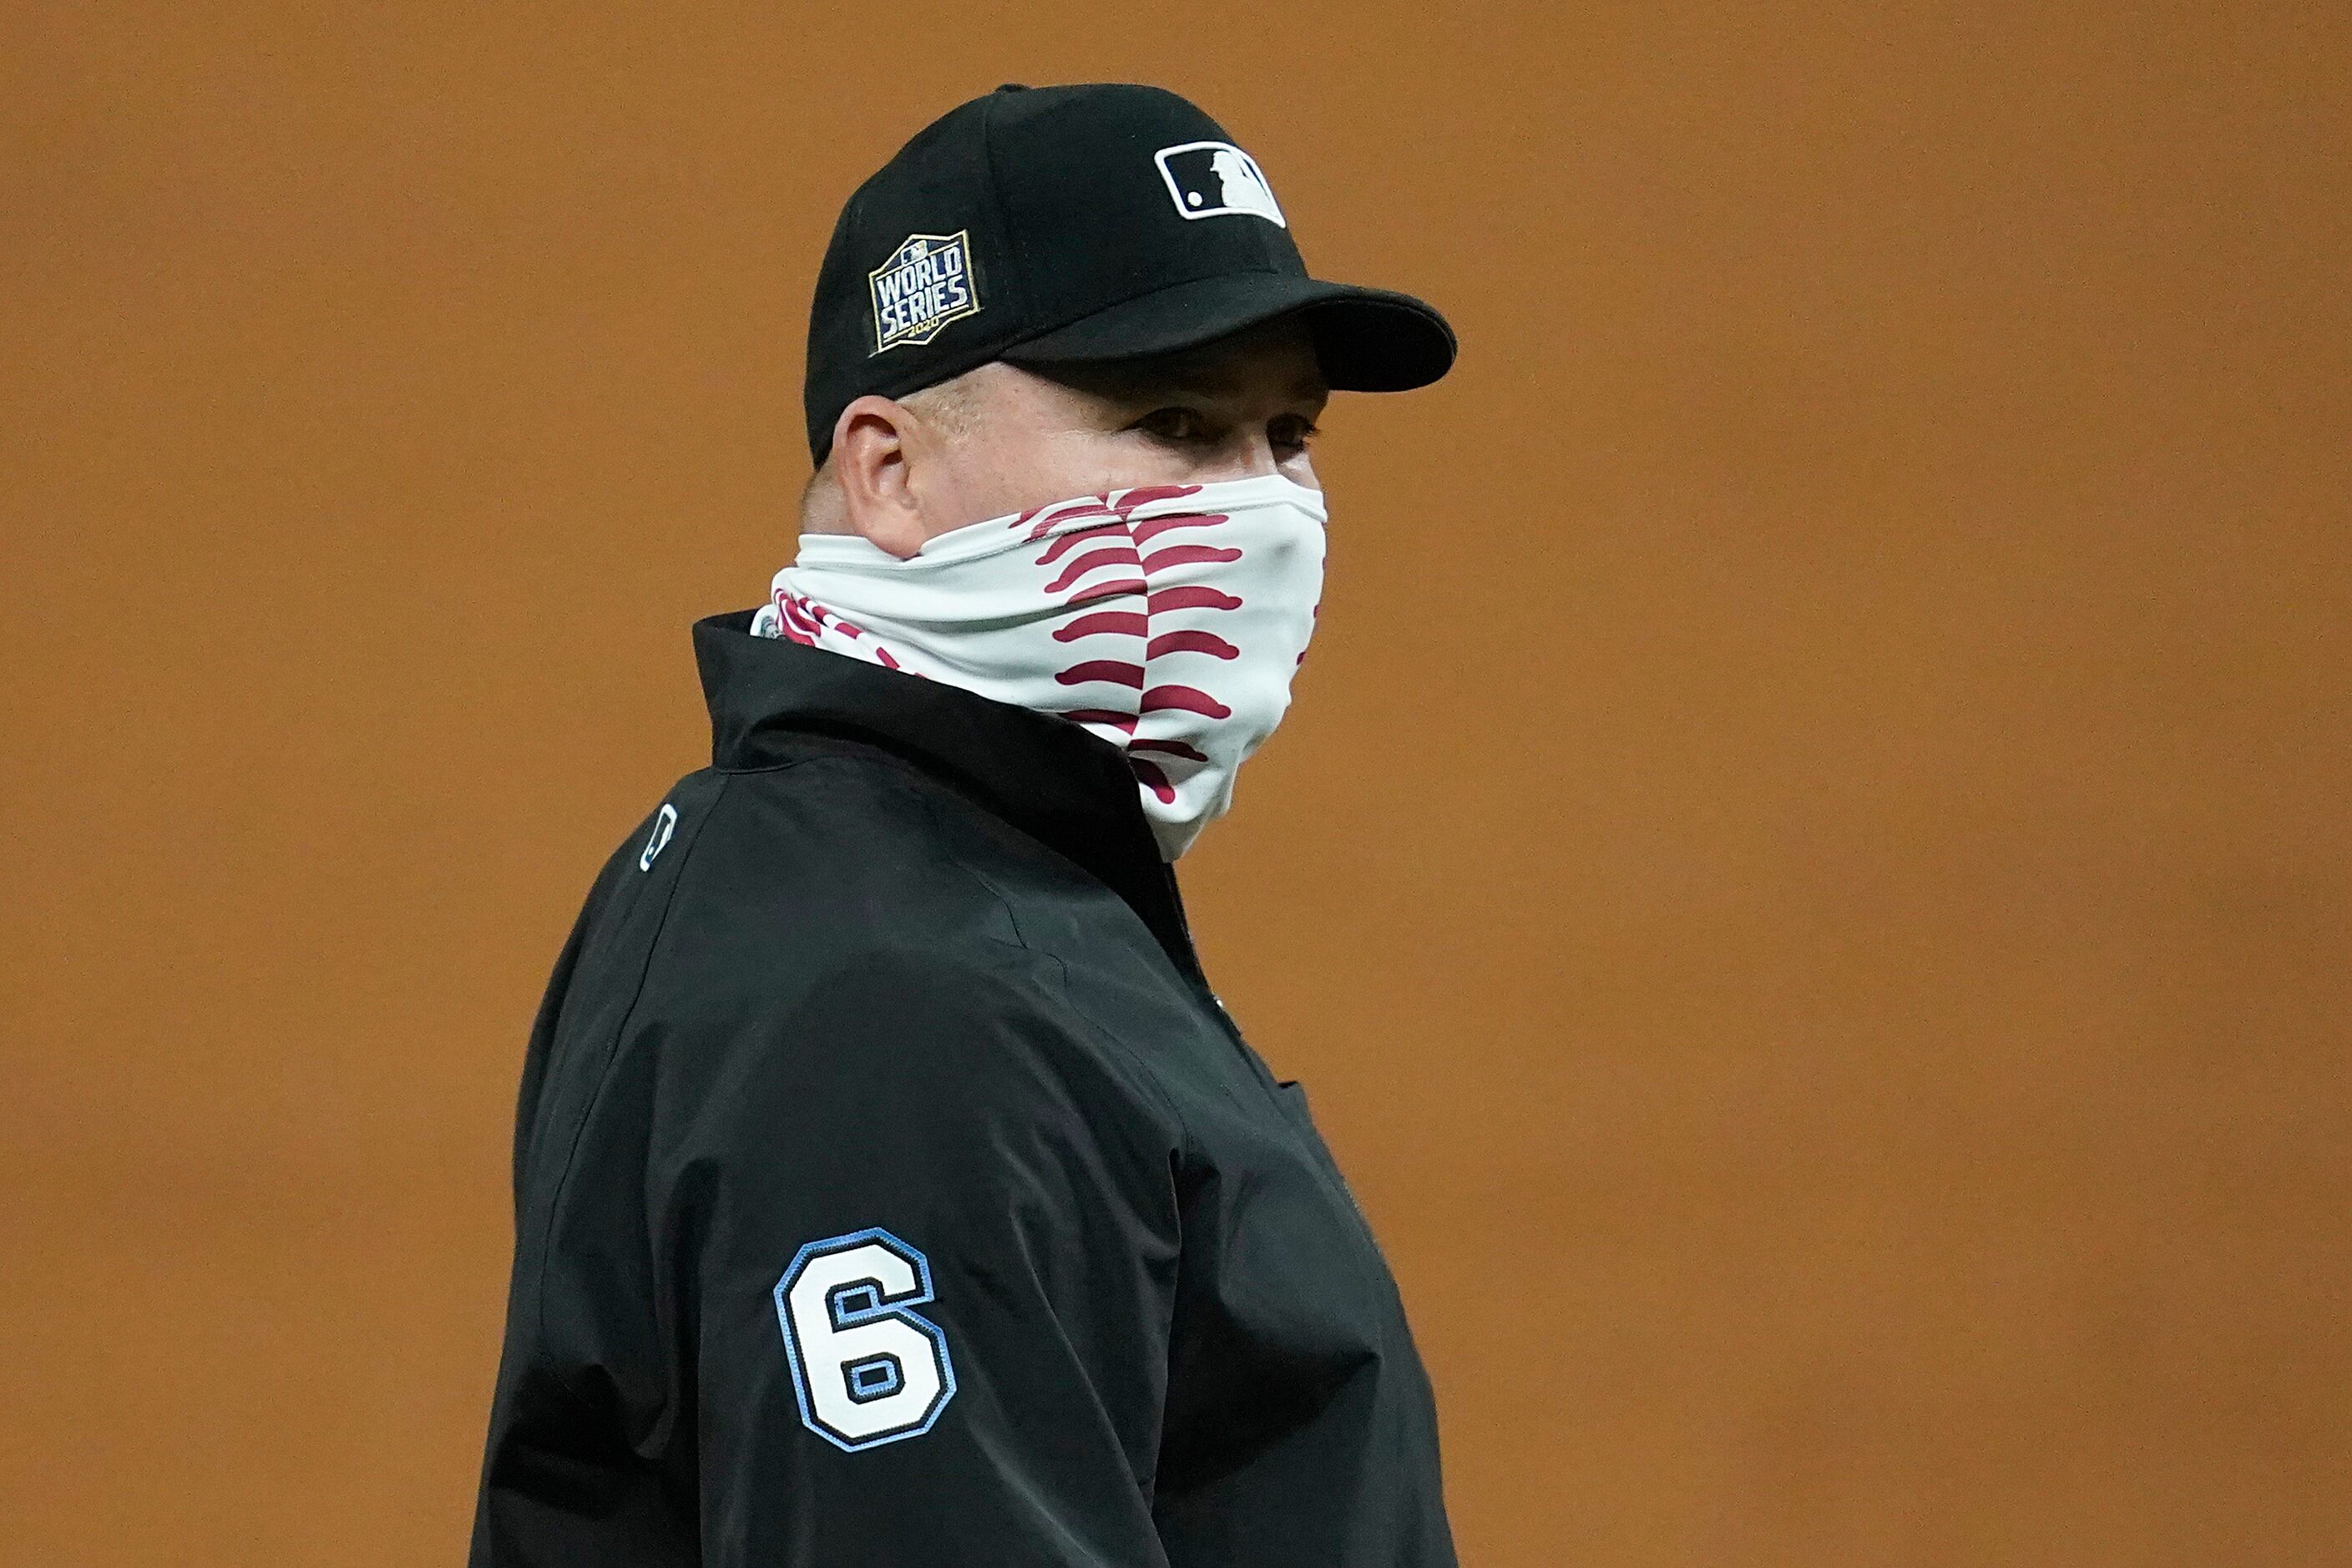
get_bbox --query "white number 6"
[774,1227,957,1450]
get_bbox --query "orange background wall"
[4,6,2345,1564]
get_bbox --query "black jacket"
[468,606,1457,1566]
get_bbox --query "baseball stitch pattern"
[766,482,1248,803]
[769,593,905,671]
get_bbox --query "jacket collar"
[692,607,1208,985]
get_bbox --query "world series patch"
[869,231,981,355]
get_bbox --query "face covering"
[750,471,1328,861]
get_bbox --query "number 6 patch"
[774,1227,957,1450]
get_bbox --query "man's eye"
[1136,407,1211,443]
[1273,418,1322,453]
[1130,408,1321,452]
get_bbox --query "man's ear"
[830,395,931,561]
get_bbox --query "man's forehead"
[1028,332,1329,405]
[1151,359,1328,402]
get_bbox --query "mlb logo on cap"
[1154,141,1287,229]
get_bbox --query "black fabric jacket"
[468,606,1457,1566]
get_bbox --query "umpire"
[469,82,1460,1566]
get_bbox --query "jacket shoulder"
[617,752,1181,1124]
[660,749,1029,965]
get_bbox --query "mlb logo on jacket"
[869,230,981,354]
[1153,141,1287,229]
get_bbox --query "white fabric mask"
[751,472,1328,861]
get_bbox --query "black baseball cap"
[802,82,1457,466]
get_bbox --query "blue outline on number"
[846,1353,903,1403]
[772,1227,956,1451]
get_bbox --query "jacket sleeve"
[681,946,1185,1567]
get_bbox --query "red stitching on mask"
[1036,486,1257,794]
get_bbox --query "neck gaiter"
[751,471,1328,860]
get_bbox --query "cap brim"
[998,272,1455,392]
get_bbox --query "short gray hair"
[798,369,989,532]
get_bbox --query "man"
[469,82,1459,1566]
